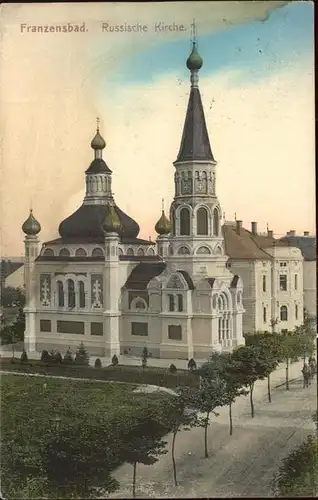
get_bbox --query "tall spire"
[175,26,214,163]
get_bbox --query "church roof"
[85,158,112,174]
[175,86,215,163]
[58,204,140,241]
[279,235,316,261]
[177,270,195,290]
[124,262,167,290]
[222,225,272,260]
[42,236,154,246]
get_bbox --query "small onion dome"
[155,210,172,235]
[91,130,106,150]
[186,43,203,71]
[22,209,41,235]
[102,204,122,234]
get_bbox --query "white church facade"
[21,42,245,360]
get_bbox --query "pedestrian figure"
[302,363,310,388]
[309,357,317,380]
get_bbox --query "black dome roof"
[59,204,140,240]
[85,158,112,174]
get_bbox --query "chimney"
[304,231,309,236]
[289,230,296,236]
[267,230,273,238]
[236,220,243,235]
[286,231,290,236]
[251,221,257,234]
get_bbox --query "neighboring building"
[280,231,316,319]
[4,265,24,289]
[223,221,304,334]
[1,260,24,290]
[21,42,245,359]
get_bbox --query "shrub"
[63,347,74,364]
[188,358,197,372]
[53,351,63,364]
[75,342,90,366]
[20,349,28,363]
[94,358,102,368]
[141,347,148,369]
[169,363,177,374]
[111,354,119,367]
[40,349,50,363]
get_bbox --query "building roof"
[280,235,316,261]
[42,236,155,246]
[222,225,272,260]
[58,204,140,241]
[85,158,112,174]
[0,260,24,281]
[124,262,167,290]
[175,86,215,163]
[177,270,195,290]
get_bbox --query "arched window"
[57,281,64,307]
[197,207,208,235]
[280,305,288,321]
[137,248,145,256]
[168,245,174,256]
[127,248,134,256]
[78,281,85,308]
[197,246,211,255]
[295,304,298,320]
[262,275,266,292]
[148,248,155,256]
[177,294,183,312]
[68,279,75,308]
[168,294,174,312]
[218,297,223,310]
[237,292,241,305]
[213,208,219,236]
[135,299,146,310]
[180,207,190,235]
[59,248,70,257]
[263,307,267,323]
[177,246,190,255]
[75,248,87,257]
[118,248,124,256]
[92,247,104,257]
[172,212,176,235]
[43,248,54,257]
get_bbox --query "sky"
[0,1,315,258]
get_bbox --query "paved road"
[111,364,317,498]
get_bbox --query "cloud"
[2,0,311,257]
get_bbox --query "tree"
[20,348,28,363]
[280,332,300,390]
[1,286,25,308]
[294,314,316,363]
[188,358,197,372]
[169,363,177,374]
[141,347,148,369]
[124,414,167,498]
[41,349,50,363]
[74,342,90,365]
[157,388,198,486]
[63,347,74,364]
[95,358,102,368]
[228,345,269,417]
[111,354,119,367]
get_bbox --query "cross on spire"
[161,198,165,211]
[190,18,197,46]
[96,116,100,132]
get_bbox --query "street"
[111,362,317,498]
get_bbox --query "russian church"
[21,41,245,360]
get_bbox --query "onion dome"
[102,203,122,234]
[186,42,203,71]
[22,209,41,236]
[155,210,172,235]
[91,130,106,150]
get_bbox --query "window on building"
[43,248,54,257]
[127,248,134,256]
[75,248,87,257]
[280,262,287,267]
[279,275,287,291]
[295,304,298,320]
[197,207,208,235]
[57,280,64,307]
[168,324,182,340]
[168,294,174,312]
[180,207,190,235]
[294,274,298,290]
[177,294,183,312]
[40,320,51,332]
[92,247,104,257]
[131,322,148,336]
[213,208,219,236]
[137,248,145,256]
[262,275,266,292]
[57,320,84,334]
[67,279,75,308]
[134,299,146,310]
[263,307,267,323]
[59,248,70,257]
[78,281,85,308]
[280,305,288,321]
[90,322,103,336]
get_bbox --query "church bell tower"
[167,27,229,279]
